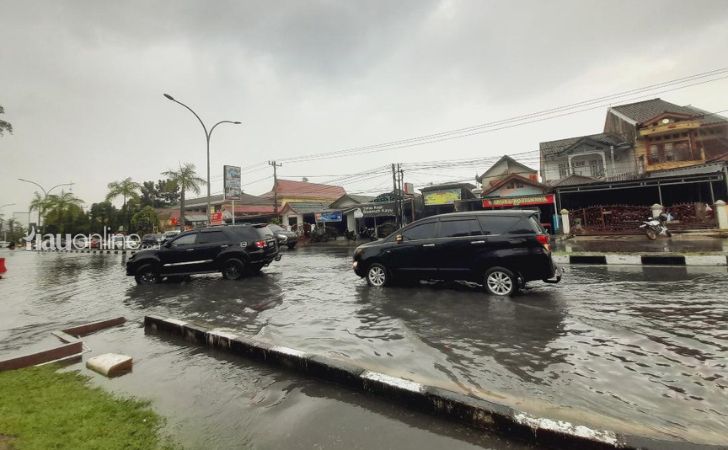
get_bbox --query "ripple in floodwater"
[1,249,727,444]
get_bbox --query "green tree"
[106,177,141,232]
[140,179,181,208]
[28,192,50,230]
[44,192,84,235]
[131,206,160,234]
[88,201,119,234]
[0,105,12,136]
[161,163,205,230]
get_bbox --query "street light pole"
[17,179,74,229]
[163,93,241,224]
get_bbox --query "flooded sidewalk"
[554,234,728,254]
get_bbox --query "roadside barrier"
[553,253,727,266]
[144,315,722,450]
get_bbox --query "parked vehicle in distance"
[352,211,561,296]
[267,224,298,249]
[141,233,164,248]
[639,213,672,240]
[126,224,280,284]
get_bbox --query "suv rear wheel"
[222,258,245,280]
[484,267,518,296]
[366,263,389,287]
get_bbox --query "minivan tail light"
[536,234,551,252]
[255,240,266,249]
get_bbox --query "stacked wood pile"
[571,203,715,232]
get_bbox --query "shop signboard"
[223,165,241,200]
[360,202,396,217]
[424,188,461,206]
[210,211,224,225]
[482,194,555,208]
[315,210,342,222]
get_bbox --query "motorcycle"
[639,213,672,240]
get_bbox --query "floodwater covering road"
[1,247,727,448]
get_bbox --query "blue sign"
[316,211,342,222]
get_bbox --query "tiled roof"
[262,179,345,200]
[540,133,626,157]
[609,98,727,125]
[481,173,548,196]
[184,192,272,208]
[280,201,330,215]
[548,174,597,187]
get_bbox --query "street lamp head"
[163,93,175,101]
[233,121,242,125]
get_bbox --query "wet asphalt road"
[1,248,727,448]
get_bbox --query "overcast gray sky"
[2,0,727,222]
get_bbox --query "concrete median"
[143,315,722,450]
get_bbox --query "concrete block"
[86,353,132,377]
[605,254,641,265]
[684,255,727,266]
[552,255,569,265]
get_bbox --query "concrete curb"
[0,317,126,371]
[144,315,722,450]
[553,253,727,266]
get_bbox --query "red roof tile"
[262,179,345,200]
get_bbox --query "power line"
[270,68,728,164]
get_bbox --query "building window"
[648,144,660,164]
[589,160,604,177]
[664,142,675,161]
[558,163,568,178]
[646,140,696,165]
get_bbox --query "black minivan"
[352,211,561,296]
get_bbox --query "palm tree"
[44,191,84,235]
[28,191,48,230]
[161,163,206,230]
[106,177,141,232]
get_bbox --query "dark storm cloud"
[1,0,727,213]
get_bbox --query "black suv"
[127,224,280,284]
[352,211,560,296]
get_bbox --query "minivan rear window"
[439,219,481,237]
[477,216,520,235]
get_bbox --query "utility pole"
[391,164,400,229]
[397,164,406,226]
[268,160,283,219]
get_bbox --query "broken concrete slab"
[86,353,132,377]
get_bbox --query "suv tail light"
[536,234,551,252]
[255,240,266,249]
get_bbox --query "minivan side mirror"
[395,234,403,243]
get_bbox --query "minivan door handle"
[220,244,229,248]
[186,248,195,252]
[470,240,486,245]
[422,243,435,248]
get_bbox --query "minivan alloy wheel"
[367,264,387,287]
[485,268,516,296]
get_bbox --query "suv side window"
[439,219,482,238]
[402,222,437,241]
[477,216,520,235]
[172,233,197,246]
[198,230,227,244]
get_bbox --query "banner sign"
[210,211,224,225]
[223,165,241,200]
[482,194,555,208]
[424,188,461,206]
[315,210,342,222]
[360,202,396,217]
